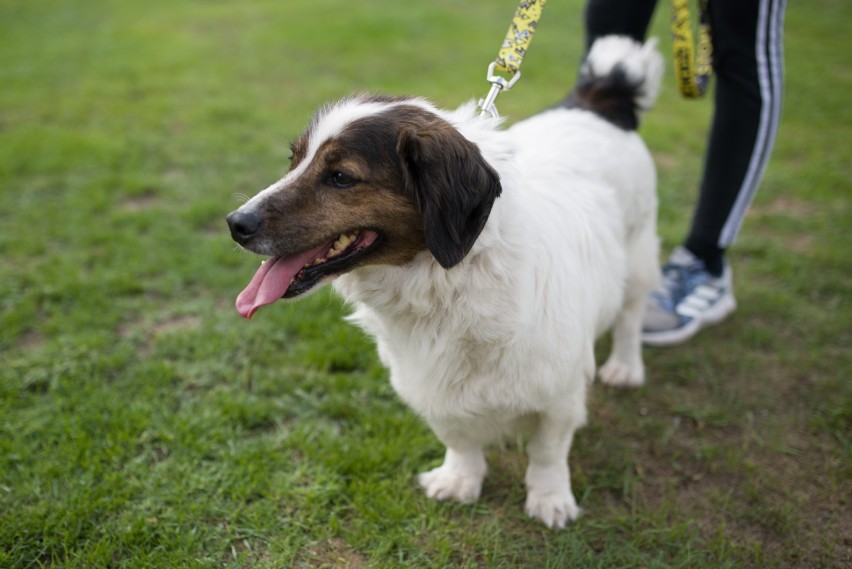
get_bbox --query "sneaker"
[641,246,737,346]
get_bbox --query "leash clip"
[478,62,521,118]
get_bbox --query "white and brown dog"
[227,36,663,528]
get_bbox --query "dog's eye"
[328,171,358,189]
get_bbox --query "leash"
[476,0,710,113]
[671,0,713,98]
[478,0,547,118]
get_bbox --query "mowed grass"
[1,0,849,567]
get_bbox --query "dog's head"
[227,95,502,318]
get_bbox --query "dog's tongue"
[236,242,331,319]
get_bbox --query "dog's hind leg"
[600,219,659,387]
[418,427,487,504]
[524,395,587,529]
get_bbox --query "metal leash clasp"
[478,62,521,118]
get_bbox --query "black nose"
[227,210,262,244]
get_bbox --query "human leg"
[684,0,787,273]
[643,0,787,345]
[584,0,659,49]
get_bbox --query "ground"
[0,0,849,567]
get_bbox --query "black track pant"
[585,0,787,275]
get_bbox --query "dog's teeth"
[329,232,358,258]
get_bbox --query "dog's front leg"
[418,425,487,504]
[524,403,586,529]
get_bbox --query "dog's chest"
[347,300,552,422]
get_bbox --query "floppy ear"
[397,117,502,269]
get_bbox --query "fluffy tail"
[561,36,664,130]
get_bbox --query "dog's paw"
[524,489,581,529]
[599,357,645,387]
[418,465,484,504]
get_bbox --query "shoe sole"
[641,295,737,347]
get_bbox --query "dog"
[227,36,663,529]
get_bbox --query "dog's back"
[498,36,663,337]
[510,35,662,228]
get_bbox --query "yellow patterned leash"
[671,0,713,98]
[479,0,547,118]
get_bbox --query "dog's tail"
[561,36,664,130]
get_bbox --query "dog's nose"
[227,210,262,244]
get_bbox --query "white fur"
[327,39,660,529]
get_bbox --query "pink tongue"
[235,241,332,319]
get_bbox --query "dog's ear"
[397,117,502,269]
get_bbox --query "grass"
[1,0,849,567]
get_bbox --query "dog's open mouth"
[236,230,380,318]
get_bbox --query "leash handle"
[672,0,713,98]
[479,0,548,118]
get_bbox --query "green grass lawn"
[1,0,849,567]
